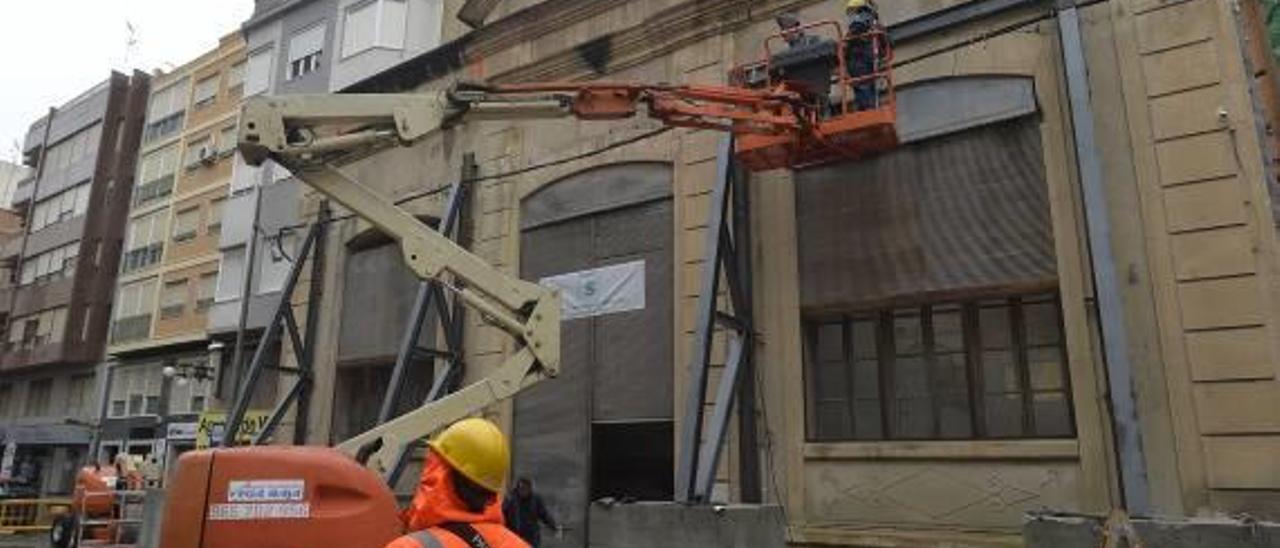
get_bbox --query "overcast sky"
[0,1,256,164]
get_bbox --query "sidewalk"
[0,534,44,548]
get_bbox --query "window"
[29,182,91,232]
[24,379,53,417]
[197,272,218,311]
[135,145,177,205]
[245,48,273,96]
[123,211,167,273]
[208,197,225,235]
[218,125,238,156]
[160,279,187,319]
[193,75,219,109]
[112,278,156,343]
[184,136,213,169]
[342,0,407,57]
[109,365,163,418]
[215,246,246,301]
[172,207,199,243]
[19,242,80,285]
[67,374,95,418]
[144,79,189,143]
[287,25,325,81]
[227,61,245,90]
[804,293,1074,441]
[41,124,102,173]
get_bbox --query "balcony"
[133,174,175,207]
[111,314,152,345]
[121,244,164,274]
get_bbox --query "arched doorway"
[515,162,674,547]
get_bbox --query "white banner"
[539,260,646,320]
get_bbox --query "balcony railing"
[111,314,152,344]
[121,243,163,273]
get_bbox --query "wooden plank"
[1178,276,1266,329]
[1185,327,1276,380]
[1193,381,1280,434]
[1147,84,1228,140]
[1141,39,1221,97]
[1154,130,1237,186]
[1204,436,1280,488]
[1134,0,1215,54]
[1162,176,1247,232]
[1169,225,1256,281]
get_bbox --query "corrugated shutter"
[796,116,1056,312]
[516,163,673,548]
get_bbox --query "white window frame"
[287,24,326,81]
[342,0,407,58]
[192,75,219,109]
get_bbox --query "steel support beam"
[224,214,324,447]
[377,173,471,425]
[675,135,758,504]
[294,201,329,444]
[1057,6,1151,515]
[382,154,477,488]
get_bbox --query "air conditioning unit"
[199,146,216,165]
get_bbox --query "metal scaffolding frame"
[377,154,476,487]
[223,202,331,447]
[675,135,760,504]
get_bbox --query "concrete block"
[589,502,785,548]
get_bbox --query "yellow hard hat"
[427,418,511,493]
[847,0,868,8]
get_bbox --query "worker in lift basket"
[385,417,529,548]
[845,0,887,111]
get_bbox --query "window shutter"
[289,25,326,62]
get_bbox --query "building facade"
[217,0,1280,545]
[102,33,246,479]
[0,161,33,211]
[0,72,149,495]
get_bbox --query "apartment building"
[0,72,149,495]
[102,33,246,475]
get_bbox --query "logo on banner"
[539,260,646,320]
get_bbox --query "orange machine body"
[72,465,119,516]
[159,446,403,548]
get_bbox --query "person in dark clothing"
[772,12,837,111]
[502,477,560,547]
[845,0,888,111]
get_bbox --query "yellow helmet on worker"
[426,417,510,493]
[847,0,869,9]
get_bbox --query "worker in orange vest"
[385,418,529,548]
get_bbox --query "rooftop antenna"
[123,21,139,69]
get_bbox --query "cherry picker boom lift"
[158,22,894,547]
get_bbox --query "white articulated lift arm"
[237,91,570,476]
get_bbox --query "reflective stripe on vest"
[408,530,445,548]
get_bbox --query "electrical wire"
[259,124,674,238]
